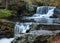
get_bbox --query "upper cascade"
[22,6,56,21]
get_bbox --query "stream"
[0,6,60,43]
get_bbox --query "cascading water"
[0,6,59,43]
[0,22,32,43]
[14,22,32,34]
[0,6,56,43]
[14,6,56,35]
[22,6,56,23]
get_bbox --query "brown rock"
[48,33,60,43]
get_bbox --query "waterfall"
[14,6,56,35]
[33,6,56,18]
[0,6,59,43]
[14,22,32,34]
[22,6,56,23]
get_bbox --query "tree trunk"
[5,0,8,9]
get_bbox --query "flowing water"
[14,6,57,34]
[14,22,32,34]
[0,6,59,43]
[23,6,56,23]
[0,38,14,43]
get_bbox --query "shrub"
[0,9,12,18]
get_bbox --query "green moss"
[0,9,12,18]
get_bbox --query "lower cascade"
[14,22,32,34]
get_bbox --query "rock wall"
[0,22,14,38]
[37,25,60,30]
[30,23,60,30]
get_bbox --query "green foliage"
[0,9,12,18]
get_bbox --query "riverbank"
[0,20,14,38]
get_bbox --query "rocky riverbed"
[12,30,60,43]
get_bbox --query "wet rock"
[54,7,60,18]
[37,25,60,30]
[12,30,60,43]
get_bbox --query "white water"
[23,6,56,23]
[0,38,14,43]
[14,22,32,34]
